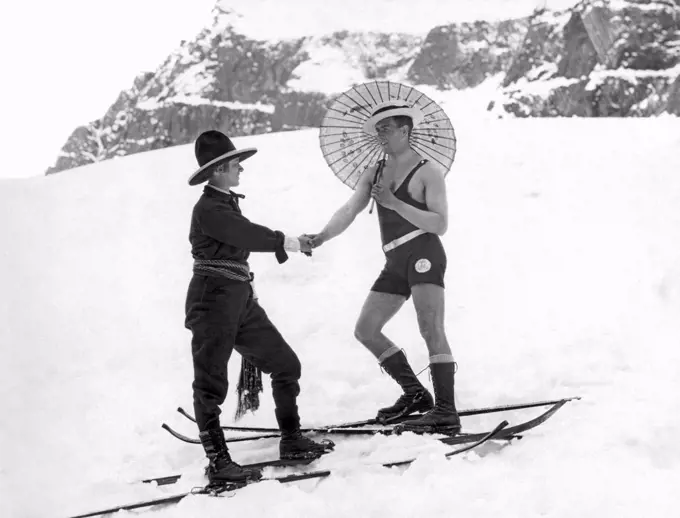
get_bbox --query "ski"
[383,419,509,467]
[348,398,570,445]
[441,398,567,445]
[70,469,332,518]
[162,399,569,446]
[162,420,456,445]
[73,421,508,518]
[161,415,422,444]
[141,474,181,486]
[176,395,580,433]
[142,457,317,486]
[152,399,572,491]
[176,405,423,432]
[162,423,283,444]
[160,421,415,445]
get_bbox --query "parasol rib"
[338,149,380,187]
[411,142,449,170]
[374,80,386,103]
[322,140,378,163]
[326,139,380,169]
[339,91,373,117]
[332,98,372,120]
[327,108,366,124]
[352,86,376,112]
[320,135,375,153]
[319,126,372,132]
[412,129,457,138]
[410,135,456,159]
[362,82,379,106]
[346,147,382,188]
[321,115,365,126]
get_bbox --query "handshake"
[296,233,326,256]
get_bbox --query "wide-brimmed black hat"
[188,130,258,186]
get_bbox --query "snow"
[585,63,680,90]
[607,0,679,12]
[504,74,582,97]
[287,33,424,96]
[400,75,508,120]
[170,61,216,97]
[211,0,582,39]
[533,5,575,26]
[137,95,276,113]
[2,113,680,518]
[287,42,372,95]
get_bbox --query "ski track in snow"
[1,113,680,517]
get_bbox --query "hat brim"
[188,148,258,186]
[361,107,425,136]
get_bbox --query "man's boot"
[199,428,263,484]
[377,350,434,423]
[396,362,461,435]
[276,408,335,460]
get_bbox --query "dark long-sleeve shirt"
[188,185,289,267]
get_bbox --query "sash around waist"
[193,259,252,282]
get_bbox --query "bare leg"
[396,283,460,432]
[411,284,453,359]
[355,290,433,420]
[353,291,406,360]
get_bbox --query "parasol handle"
[368,155,387,215]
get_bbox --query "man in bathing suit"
[306,100,461,434]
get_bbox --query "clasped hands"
[297,233,324,256]
[296,181,397,256]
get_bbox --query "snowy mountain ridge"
[45,0,680,175]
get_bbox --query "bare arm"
[390,164,448,235]
[315,166,374,243]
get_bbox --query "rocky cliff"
[46,0,679,175]
[44,2,528,175]
[488,0,680,117]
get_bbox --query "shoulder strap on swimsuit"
[397,159,428,192]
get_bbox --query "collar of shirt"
[205,184,245,199]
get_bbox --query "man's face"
[374,118,407,152]
[212,158,243,188]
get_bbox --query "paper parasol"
[318,80,457,190]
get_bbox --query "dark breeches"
[185,274,301,431]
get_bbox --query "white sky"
[0,0,576,180]
[0,0,216,179]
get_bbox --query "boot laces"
[282,429,304,442]
[211,450,236,468]
[395,389,425,408]
[416,360,459,380]
[282,430,323,450]
[394,393,412,407]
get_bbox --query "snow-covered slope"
[3,116,680,517]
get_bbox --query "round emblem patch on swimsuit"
[414,258,431,273]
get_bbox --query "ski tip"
[493,420,510,435]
